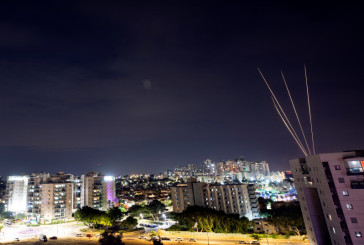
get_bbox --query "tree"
[98,231,124,245]
[127,205,144,217]
[170,206,250,233]
[108,207,124,225]
[0,211,14,220]
[0,224,3,232]
[74,206,112,229]
[144,200,166,221]
[266,202,305,235]
[15,213,26,220]
[120,216,138,229]
[149,230,157,238]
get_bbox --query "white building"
[171,179,259,220]
[6,176,29,213]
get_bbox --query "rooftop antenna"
[304,65,316,155]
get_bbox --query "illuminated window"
[342,190,349,196]
[334,165,341,170]
[347,161,364,173]
[355,232,362,238]
[346,204,353,210]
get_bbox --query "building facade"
[6,175,29,213]
[27,172,50,222]
[171,179,259,220]
[6,171,116,223]
[40,182,74,221]
[81,172,116,210]
[290,150,364,245]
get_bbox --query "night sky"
[1,1,364,177]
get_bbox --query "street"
[0,222,309,245]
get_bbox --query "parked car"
[49,236,57,240]
[86,234,93,238]
[76,233,83,237]
[39,234,47,242]
[152,236,160,241]
[161,237,171,240]
[4,219,12,225]
[175,237,183,241]
[189,238,197,242]
[238,241,249,244]
[251,241,260,245]
[14,238,20,242]
[139,235,147,239]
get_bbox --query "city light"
[9,176,29,181]
[104,176,115,181]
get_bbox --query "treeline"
[259,198,305,235]
[127,200,166,221]
[170,201,306,235]
[74,206,137,230]
[170,206,250,233]
[74,200,166,230]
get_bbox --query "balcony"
[351,180,364,189]
[347,170,364,176]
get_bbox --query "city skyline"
[1,2,364,177]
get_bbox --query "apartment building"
[40,182,73,221]
[6,175,29,213]
[81,172,116,210]
[290,150,364,245]
[73,176,82,210]
[27,172,50,222]
[253,219,279,234]
[171,179,259,220]
[6,171,115,223]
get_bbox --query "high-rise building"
[73,176,82,210]
[6,175,29,213]
[290,150,364,245]
[27,172,50,222]
[171,179,259,220]
[249,161,270,179]
[28,172,74,222]
[80,172,116,210]
[40,182,74,222]
[202,159,217,176]
[173,164,197,178]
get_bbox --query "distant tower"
[202,159,217,176]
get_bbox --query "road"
[0,221,87,243]
[0,223,309,245]
[123,233,309,245]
